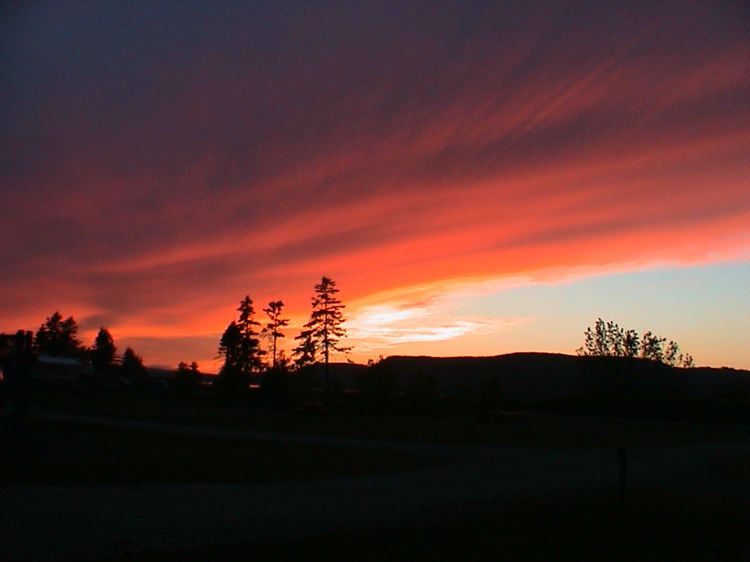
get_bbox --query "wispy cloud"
[347,294,529,353]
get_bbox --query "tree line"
[23,276,351,389]
[32,311,147,380]
[17,292,700,397]
[577,318,694,368]
[216,276,349,393]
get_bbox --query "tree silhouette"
[664,340,680,366]
[295,276,350,390]
[91,327,117,372]
[217,296,265,393]
[623,329,639,358]
[121,346,146,382]
[640,331,666,362]
[176,360,200,388]
[236,295,265,373]
[578,319,692,367]
[678,353,695,368]
[218,320,243,374]
[292,330,316,370]
[35,312,81,356]
[579,318,610,357]
[262,300,289,369]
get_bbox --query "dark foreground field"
[5,415,750,561]
[0,418,427,486]
[3,390,750,561]
[103,491,750,562]
[26,382,750,448]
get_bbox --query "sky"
[1,1,749,371]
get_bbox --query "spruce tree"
[91,327,117,372]
[294,277,350,390]
[35,311,81,356]
[217,296,265,392]
[262,300,289,369]
[121,346,146,383]
[236,295,265,373]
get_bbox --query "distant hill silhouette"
[321,353,750,402]
[375,353,583,400]
[682,365,750,398]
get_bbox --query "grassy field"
[7,386,750,561]
[29,383,750,448]
[0,418,428,486]
[92,490,750,562]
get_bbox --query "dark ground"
[93,490,750,562]
[3,389,750,561]
[0,418,428,486]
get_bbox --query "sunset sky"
[2,2,749,371]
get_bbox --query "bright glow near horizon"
[343,262,750,369]
[90,262,750,372]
